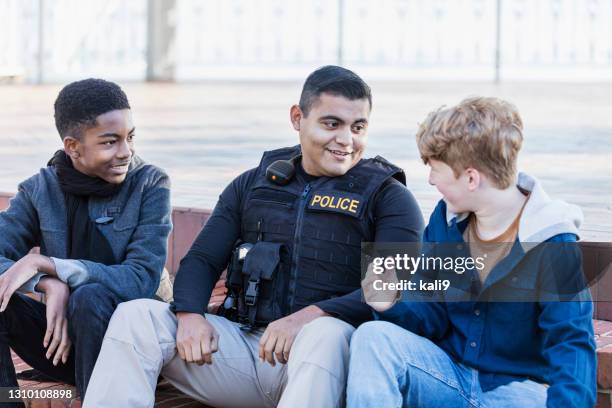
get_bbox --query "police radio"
[266,155,300,186]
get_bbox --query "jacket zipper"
[288,183,311,312]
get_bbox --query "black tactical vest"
[238,145,405,325]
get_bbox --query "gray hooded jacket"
[0,155,172,301]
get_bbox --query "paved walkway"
[0,81,610,240]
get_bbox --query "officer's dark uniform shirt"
[172,146,424,327]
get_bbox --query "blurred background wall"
[1,0,611,84]
[1,0,611,238]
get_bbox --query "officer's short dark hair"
[299,65,372,117]
[54,78,131,140]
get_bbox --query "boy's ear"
[290,104,302,131]
[465,168,481,191]
[63,136,81,159]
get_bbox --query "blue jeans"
[0,283,121,406]
[347,321,547,408]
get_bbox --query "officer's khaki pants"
[83,299,354,408]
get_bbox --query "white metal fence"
[1,0,611,82]
[0,0,147,82]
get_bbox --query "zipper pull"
[257,219,263,241]
[301,183,311,199]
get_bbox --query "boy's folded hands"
[37,276,72,366]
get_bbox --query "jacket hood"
[446,172,582,244]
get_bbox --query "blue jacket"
[377,173,596,408]
[0,155,172,301]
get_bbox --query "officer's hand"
[176,312,219,365]
[258,305,328,366]
[362,257,400,313]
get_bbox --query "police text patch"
[307,191,364,217]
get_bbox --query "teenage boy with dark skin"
[0,79,172,405]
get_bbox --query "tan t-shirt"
[463,197,528,284]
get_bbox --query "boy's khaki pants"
[83,299,354,408]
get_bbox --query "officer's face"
[291,93,370,177]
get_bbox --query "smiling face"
[63,109,135,184]
[427,158,475,213]
[291,93,370,177]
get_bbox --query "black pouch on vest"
[240,241,285,327]
[217,242,253,321]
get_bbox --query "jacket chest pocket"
[39,229,65,257]
[485,273,539,321]
[489,301,538,322]
[246,188,297,209]
[243,188,298,242]
[38,216,65,256]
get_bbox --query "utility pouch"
[240,241,285,327]
[217,242,252,320]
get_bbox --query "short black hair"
[299,65,372,116]
[54,78,130,140]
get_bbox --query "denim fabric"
[347,321,547,408]
[0,284,121,405]
[380,196,595,407]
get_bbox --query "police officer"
[84,66,424,408]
